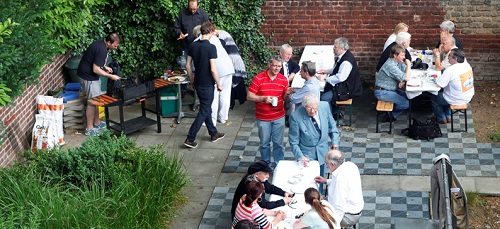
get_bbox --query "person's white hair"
[395,31,411,44]
[440,20,455,33]
[280,44,292,53]
[301,94,319,107]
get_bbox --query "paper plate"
[168,76,185,82]
[288,177,301,185]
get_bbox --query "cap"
[248,160,273,175]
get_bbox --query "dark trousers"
[187,86,217,140]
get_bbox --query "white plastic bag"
[36,95,65,145]
[31,114,58,152]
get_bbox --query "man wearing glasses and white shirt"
[314,150,364,228]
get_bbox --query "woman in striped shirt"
[232,181,286,228]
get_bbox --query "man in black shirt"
[77,33,121,136]
[174,0,209,53]
[184,22,225,148]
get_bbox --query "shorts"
[79,78,102,100]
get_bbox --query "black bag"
[334,81,351,101]
[411,58,429,70]
[402,118,442,140]
[106,62,122,96]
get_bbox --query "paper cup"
[272,97,278,106]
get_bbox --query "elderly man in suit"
[289,94,340,189]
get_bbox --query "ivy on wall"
[0,0,271,106]
[101,0,272,80]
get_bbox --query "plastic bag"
[31,114,58,152]
[36,95,65,145]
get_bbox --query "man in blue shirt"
[289,61,321,109]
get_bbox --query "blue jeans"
[320,90,338,114]
[374,89,409,118]
[256,116,285,165]
[431,90,451,122]
[187,86,217,140]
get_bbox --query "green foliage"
[0,83,12,106]
[1,131,189,228]
[41,0,107,50]
[86,0,271,80]
[488,133,500,142]
[0,0,106,106]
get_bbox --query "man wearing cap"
[230,160,294,219]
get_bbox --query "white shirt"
[383,34,397,51]
[436,62,474,105]
[327,161,364,223]
[326,52,352,86]
[194,35,235,77]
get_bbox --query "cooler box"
[161,87,178,116]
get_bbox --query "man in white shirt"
[431,48,474,124]
[318,37,362,118]
[314,149,364,227]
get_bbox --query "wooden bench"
[376,100,394,134]
[450,104,468,132]
[336,98,353,126]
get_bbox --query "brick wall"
[260,0,500,82]
[0,52,70,167]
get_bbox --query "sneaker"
[184,139,198,148]
[93,122,106,129]
[85,128,101,136]
[218,119,227,124]
[211,132,225,142]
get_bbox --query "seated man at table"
[433,35,461,72]
[374,45,411,122]
[431,48,474,124]
[314,150,364,228]
[288,61,321,109]
[231,160,293,219]
[376,31,412,72]
[319,37,362,118]
[289,94,339,189]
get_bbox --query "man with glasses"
[433,35,460,71]
[247,55,290,168]
[288,61,321,110]
[289,94,339,191]
[431,48,474,124]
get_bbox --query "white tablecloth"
[406,68,442,99]
[268,160,320,229]
[291,45,335,90]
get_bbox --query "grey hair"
[396,32,411,44]
[442,35,456,46]
[268,55,284,64]
[450,48,465,63]
[440,20,455,33]
[301,61,316,77]
[193,25,201,37]
[334,37,349,50]
[280,43,293,53]
[301,94,319,107]
[325,150,345,166]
